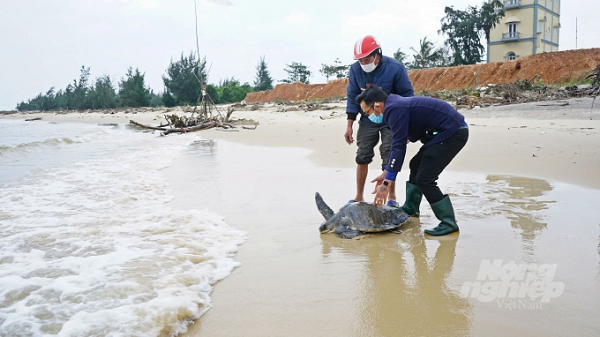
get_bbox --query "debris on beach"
[586,64,600,85]
[422,74,600,110]
[130,104,258,136]
[242,49,600,111]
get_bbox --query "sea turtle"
[316,192,410,239]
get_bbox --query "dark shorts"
[356,121,391,170]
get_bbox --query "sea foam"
[0,121,246,336]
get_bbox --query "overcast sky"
[1,0,597,110]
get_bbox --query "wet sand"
[177,98,600,336]
[3,98,600,336]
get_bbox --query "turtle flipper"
[334,226,365,239]
[315,192,335,220]
[334,217,365,239]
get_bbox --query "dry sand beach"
[2,97,600,336]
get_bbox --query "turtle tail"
[315,192,335,220]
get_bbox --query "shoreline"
[3,97,598,189]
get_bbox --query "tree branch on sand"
[129,105,257,136]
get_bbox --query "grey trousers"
[356,121,391,170]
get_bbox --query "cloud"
[341,0,464,50]
[287,11,310,24]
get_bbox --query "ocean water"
[0,119,246,336]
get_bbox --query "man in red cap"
[345,35,414,206]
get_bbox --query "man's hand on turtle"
[371,174,387,206]
[374,187,388,206]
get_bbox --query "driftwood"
[129,105,258,136]
[129,120,168,131]
[25,117,42,121]
[159,121,217,136]
[128,120,218,136]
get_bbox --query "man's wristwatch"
[382,180,390,186]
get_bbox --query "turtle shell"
[338,202,410,232]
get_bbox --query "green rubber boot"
[399,181,423,217]
[424,195,460,236]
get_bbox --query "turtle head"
[319,220,334,233]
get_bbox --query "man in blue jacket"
[345,35,414,206]
[355,84,469,236]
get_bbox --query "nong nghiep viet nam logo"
[460,259,565,306]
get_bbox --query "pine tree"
[162,89,176,107]
[162,52,207,105]
[65,65,91,110]
[281,62,311,84]
[319,58,350,81]
[88,75,118,109]
[119,67,151,107]
[253,56,273,91]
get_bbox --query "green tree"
[215,77,253,104]
[118,67,151,107]
[149,90,163,107]
[253,56,274,91]
[162,89,176,107]
[409,37,442,69]
[432,46,454,68]
[281,62,311,84]
[16,87,55,111]
[88,75,118,109]
[65,65,91,110]
[162,52,207,105]
[393,48,410,66]
[54,89,68,110]
[319,58,350,81]
[205,84,219,104]
[439,1,504,65]
[479,0,506,44]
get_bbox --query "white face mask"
[360,61,377,73]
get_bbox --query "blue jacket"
[383,95,467,180]
[346,55,414,123]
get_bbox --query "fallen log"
[129,119,217,135]
[159,121,218,136]
[129,120,168,131]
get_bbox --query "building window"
[507,52,516,60]
[538,20,543,32]
[508,23,518,38]
[546,27,551,40]
[553,27,558,41]
[546,0,552,8]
